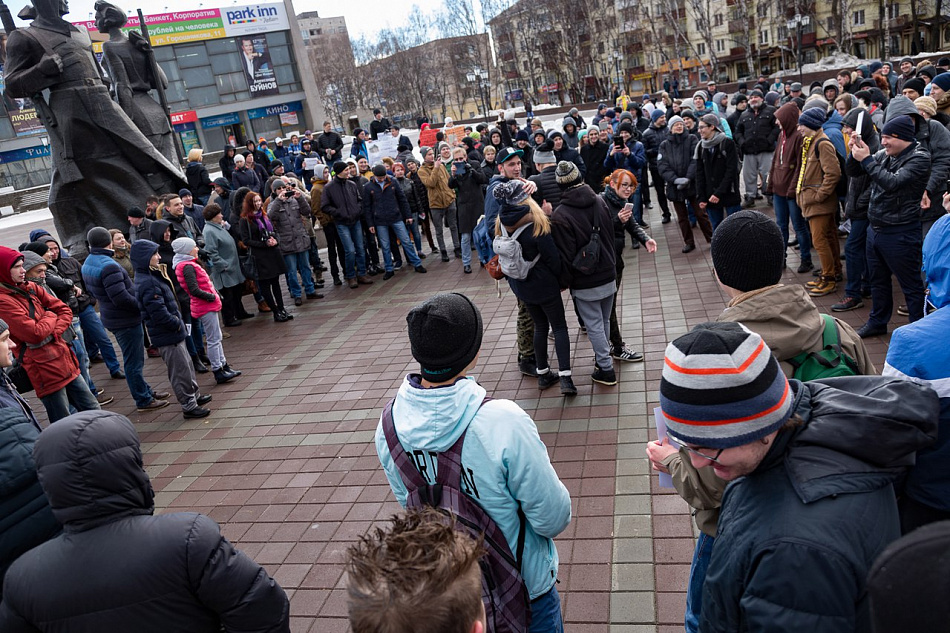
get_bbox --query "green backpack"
[788,314,859,381]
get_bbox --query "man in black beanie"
[374,292,572,631]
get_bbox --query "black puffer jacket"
[701,377,939,633]
[846,141,931,228]
[0,408,59,594]
[529,166,562,210]
[695,136,742,207]
[641,123,670,165]
[321,176,363,226]
[601,187,650,273]
[841,108,879,221]
[0,411,290,632]
[735,104,779,155]
[551,184,617,290]
[448,160,487,234]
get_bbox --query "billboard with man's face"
[237,34,279,97]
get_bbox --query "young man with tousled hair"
[347,509,486,633]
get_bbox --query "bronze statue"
[94,1,176,165]
[3,0,186,259]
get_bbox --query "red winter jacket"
[0,248,80,398]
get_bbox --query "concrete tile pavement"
[10,200,897,632]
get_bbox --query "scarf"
[695,131,725,158]
[937,91,950,111]
[796,135,813,195]
[172,253,196,269]
[252,210,274,233]
[602,186,627,208]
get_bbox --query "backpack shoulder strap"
[435,397,492,486]
[509,223,533,240]
[820,314,842,351]
[381,399,429,489]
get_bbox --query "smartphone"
[614,138,625,148]
[622,202,634,212]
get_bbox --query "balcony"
[728,19,746,34]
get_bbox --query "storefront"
[171,110,200,154]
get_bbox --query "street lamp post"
[612,51,623,93]
[786,13,810,84]
[466,67,490,119]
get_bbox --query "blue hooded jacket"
[130,240,187,348]
[883,214,950,512]
[375,375,571,599]
[822,109,847,158]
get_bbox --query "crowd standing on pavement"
[1,56,950,633]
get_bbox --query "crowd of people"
[1,57,950,633]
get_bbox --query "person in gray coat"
[202,203,250,327]
[266,180,320,305]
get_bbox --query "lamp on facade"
[466,66,490,119]
[786,13,810,84]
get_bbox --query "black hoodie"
[0,411,290,632]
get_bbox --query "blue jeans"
[473,219,494,262]
[772,194,813,264]
[706,204,741,232]
[528,585,563,633]
[631,184,644,225]
[40,375,100,423]
[337,222,367,279]
[866,224,926,327]
[460,232,473,266]
[844,218,870,299]
[79,304,121,375]
[376,222,421,271]
[111,324,154,408]
[685,533,715,633]
[409,212,424,252]
[69,317,97,394]
[282,250,316,297]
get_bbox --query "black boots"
[191,354,209,374]
[214,364,242,384]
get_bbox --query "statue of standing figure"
[94,1,176,166]
[2,0,186,259]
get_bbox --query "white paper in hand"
[653,407,675,489]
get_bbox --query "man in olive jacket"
[0,410,290,633]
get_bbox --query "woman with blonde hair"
[493,180,576,396]
[185,147,213,204]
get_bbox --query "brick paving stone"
[26,200,893,631]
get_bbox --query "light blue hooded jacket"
[375,375,572,599]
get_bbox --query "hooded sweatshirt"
[0,411,290,632]
[841,108,880,221]
[884,215,950,513]
[884,95,950,219]
[375,376,571,600]
[769,103,805,198]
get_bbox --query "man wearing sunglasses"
[652,321,938,632]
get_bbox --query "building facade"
[0,0,324,192]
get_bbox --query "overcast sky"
[53,0,447,41]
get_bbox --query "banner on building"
[0,47,46,138]
[75,3,290,50]
[279,111,299,126]
[236,34,279,96]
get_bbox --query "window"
[853,9,865,25]
[713,12,723,26]
[757,3,768,18]
[269,45,292,65]
[696,42,706,55]
[206,38,236,55]
[176,44,209,69]
[887,3,900,18]
[181,66,215,88]
[777,25,788,39]
[759,30,769,44]
[186,85,220,108]
[715,39,725,53]
[210,53,241,74]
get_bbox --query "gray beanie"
[0,318,8,336]
[701,114,722,131]
[171,237,197,256]
[21,250,47,274]
[87,227,113,249]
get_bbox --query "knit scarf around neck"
[796,135,814,194]
[252,210,274,233]
[695,131,725,158]
[603,186,628,208]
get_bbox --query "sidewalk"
[18,202,891,632]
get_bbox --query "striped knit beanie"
[660,322,794,449]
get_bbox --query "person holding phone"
[600,169,657,364]
[267,179,321,307]
[239,192,291,322]
[449,147,488,273]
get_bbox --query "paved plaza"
[11,206,894,632]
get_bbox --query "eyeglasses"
[618,182,635,189]
[667,435,725,464]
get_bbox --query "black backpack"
[381,399,530,633]
[572,205,602,274]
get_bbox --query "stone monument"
[3,0,186,259]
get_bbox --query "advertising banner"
[75,3,289,50]
[236,34,279,96]
[0,40,45,137]
[279,111,299,126]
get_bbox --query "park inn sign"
[73,2,291,49]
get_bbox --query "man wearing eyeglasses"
[649,321,938,633]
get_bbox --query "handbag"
[5,296,34,394]
[486,254,505,280]
[239,254,257,280]
[572,205,602,275]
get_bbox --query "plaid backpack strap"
[381,399,429,489]
[435,397,493,487]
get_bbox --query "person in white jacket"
[375,292,572,633]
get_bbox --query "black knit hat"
[711,210,785,292]
[904,77,926,95]
[407,293,483,382]
[332,161,349,176]
[87,227,113,249]
[127,206,146,219]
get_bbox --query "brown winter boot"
[257,300,271,313]
[808,276,837,297]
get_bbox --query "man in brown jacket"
[418,144,459,262]
[767,102,814,273]
[646,211,875,633]
[795,107,842,296]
